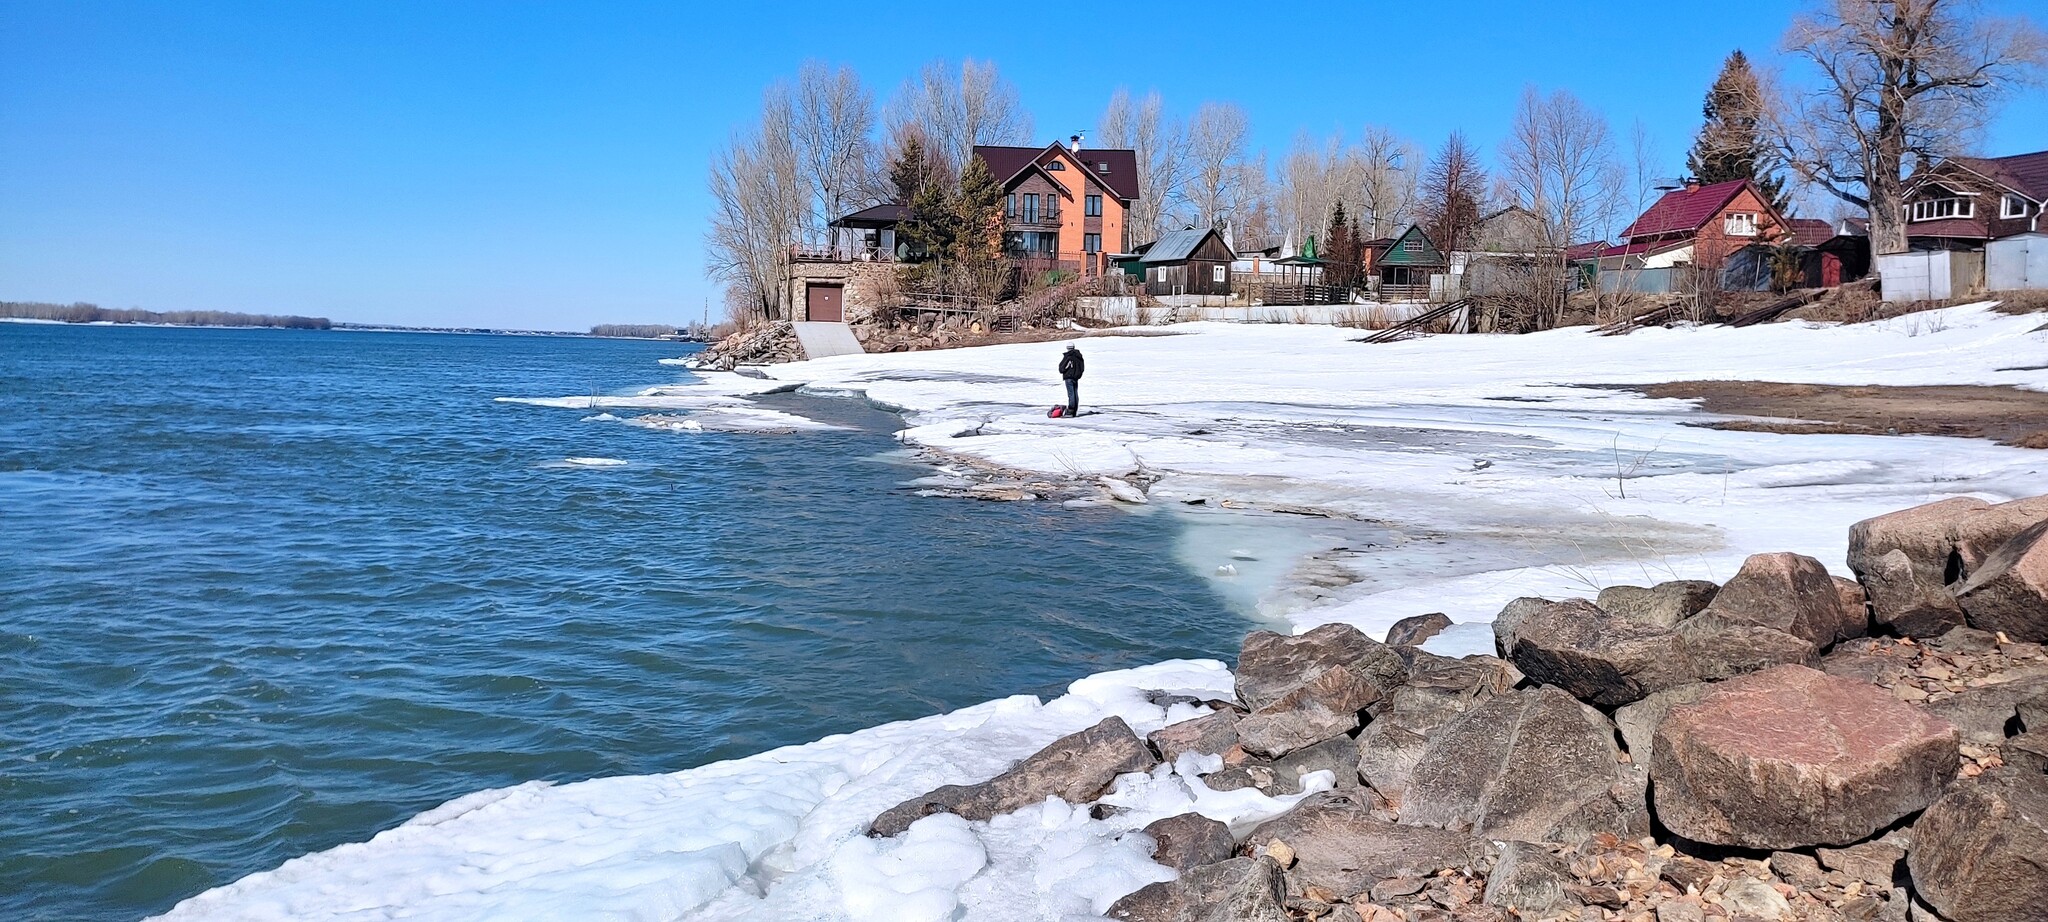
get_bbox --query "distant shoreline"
[0,316,713,340]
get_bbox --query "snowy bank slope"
[160,306,2048,921]
[760,304,2048,638]
[153,662,1327,922]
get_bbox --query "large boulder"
[1907,775,2048,922]
[1141,813,1236,873]
[1596,580,1720,629]
[1675,615,1820,682]
[1695,552,1864,649]
[1954,519,2048,643]
[1922,669,2048,747]
[1240,792,1493,901]
[1849,495,2048,588]
[868,717,1155,836]
[1107,856,1289,922]
[1355,653,1520,800]
[1650,665,1960,849]
[1385,612,1453,647]
[1400,686,1649,845]
[1234,623,1407,712]
[1236,664,1382,758]
[1862,547,1969,638]
[1148,710,1241,764]
[1500,598,1694,708]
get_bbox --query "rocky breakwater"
[861,494,2048,922]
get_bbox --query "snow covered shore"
[156,305,2048,921]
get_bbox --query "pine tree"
[1324,202,1358,288]
[888,133,933,205]
[950,155,1005,266]
[1686,51,1788,213]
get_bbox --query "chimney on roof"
[1683,177,1701,193]
[1070,132,1084,150]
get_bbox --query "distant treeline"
[589,324,680,338]
[1,301,331,329]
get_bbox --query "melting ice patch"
[560,457,627,467]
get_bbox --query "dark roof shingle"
[1619,179,1757,239]
[973,144,1141,201]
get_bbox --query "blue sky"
[3,1,2042,331]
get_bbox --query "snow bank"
[743,304,2048,635]
[152,660,1329,922]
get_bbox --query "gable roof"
[1139,228,1229,263]
[1923,149,2048,202]
[1564,240,1610,261]
[1619,179,1771,239]
[1786,218,1836,247]
[974,144,1141,201]
[1377,225,1446,267]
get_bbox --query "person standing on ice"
[1058,344,1085,418]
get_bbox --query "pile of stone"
[862,494,2048,922]
[696,321,802,369]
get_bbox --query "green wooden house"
[1376,225,1447,301]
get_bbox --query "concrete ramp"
[790,322,867,360]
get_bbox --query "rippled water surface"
[0,325,1246,921]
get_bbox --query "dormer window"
[2004,193,2029,219]
[1909,195,1974,221]
[1097,162,1110,172]
[1724,212,1759,237]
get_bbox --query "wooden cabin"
[1376,225,1447,301]
[1135,228,1236,296]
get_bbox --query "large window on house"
[1085,194,1102,217]
[1022,194,1039,223]
[1724,212,1759,236]
[1006,194,1016,218]
[1046,195,1058,219]
[1910,196,1974,221]
[1084,233,1101,253]
[2005,194,2029,219]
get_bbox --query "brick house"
[1599,179,1790,271]
[973,138,1139,278]
[1901,149,2048,251]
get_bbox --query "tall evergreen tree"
[1324,202,1359,288]
[888,132,934,205]
[1686,51,1788,213]
[950,155,1005,266]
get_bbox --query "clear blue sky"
[3,1,2042,331]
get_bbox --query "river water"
[0,324,1249,921]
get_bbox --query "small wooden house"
[1135,228,1236,296]
[1376,225,1447,300]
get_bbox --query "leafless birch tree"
[1098,89,1188,241]
[1355,126,1419,240]
[706,92,806,322]
[1501,87,1623,248]
[887,59,1034,173]
[790,61,879,245]
[1774,0,2045,254]
[1184,102,1252,233]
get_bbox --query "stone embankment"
[866,494,2048,922]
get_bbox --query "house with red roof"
[1901,149,2048,250]
[1599,179,1790,272]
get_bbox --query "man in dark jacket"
[1058,345,1084,417]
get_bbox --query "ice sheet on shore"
[168,304,2048,920]
[152,661,1335,922]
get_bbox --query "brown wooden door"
[806,283,843,321]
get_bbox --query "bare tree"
[1184,102,1252,233]
[1774,0,2045,254]
[1355,126,1418,240]
[789,61,879,245]
[1419,132,1488,256]
[1098,88,1188,242]
[1278,132,1350,248]
[706,93,806,322]
[887,59,1034,173]
[1501,87,1623,249]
